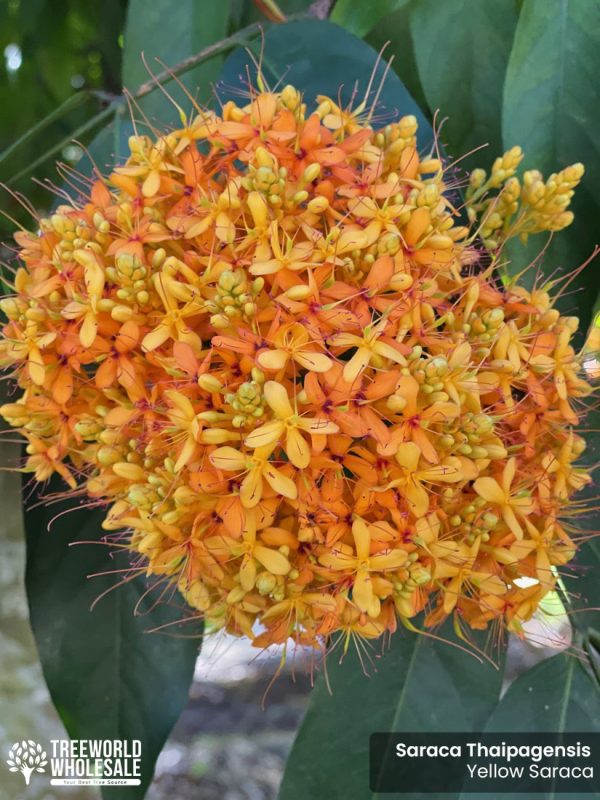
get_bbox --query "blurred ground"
[147,637,312,800]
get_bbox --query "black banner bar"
[370,732,600,794]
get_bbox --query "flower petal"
[352,568,374,614]
[174,436,197,472]
[319,550,356,570]
[254,544,291,575]
[210,447,247,472]
[240,468,263,508]
[142,325,171,352]
[244,420,285,449]
[293,350,333,373]
[262,463,297,499]
[404,207,431,246]
[80,312,98,348]
[165,389,196,421]
[94,357,117,389]
[27,347,45,385]
[405,479,429,518]
[257,349,289,370]
[240,556,257,591]
[352,518,371,561]
[285,426,311,469]
[502,505,524,540]
[372,341,406,365]
[369,549,409,570]
[329,332,362,348]
[296,416,339,435]
[503,457,517,492]
[395,441,421,472]
[249,259,283,276]
[473,477,506,505]
[342,347,371,383]
[263,381,293,418]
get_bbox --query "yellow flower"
[250,223,315,275]
[329,318,406,383]
[319,518,408,617]
[164,390,201,471]
[62,248,106,347]
[1,322,56,386]
[206,522,291,592]
[141,273,203,352]
[540,431,590,500]
[210,443,297,508]
[244,381,338,468]
[473,458,534,539]
[529,322,591,403]
[347,195,406,238]
[114,134,176,198]
[384,442,463,517]
[165,390,239,471]
[430,537,505,614]
[257,322,332,373]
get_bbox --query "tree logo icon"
[6,740,48,785]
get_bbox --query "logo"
[6,740,48,785]
[5,738,142,787]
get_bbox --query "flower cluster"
[465,146,584,250]
[0,84,593,652]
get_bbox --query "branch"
[134,21,264,98]
[0,90,117,167]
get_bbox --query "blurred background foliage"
[0,0,128,229]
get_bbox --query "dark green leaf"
[486,654,600,731]
[571,536,600,631]
[584,630,600,690]
[502,0,600,334]
[568,549,600,638]
[366,1,430,118]
[219,19,433,150]
[460,655,600,800]
[122,0,232,121]
[410,0,518,164]
[279,630,505,800]
[331,0,411,37]
[25,478,202,800]
[561,400,600,633]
